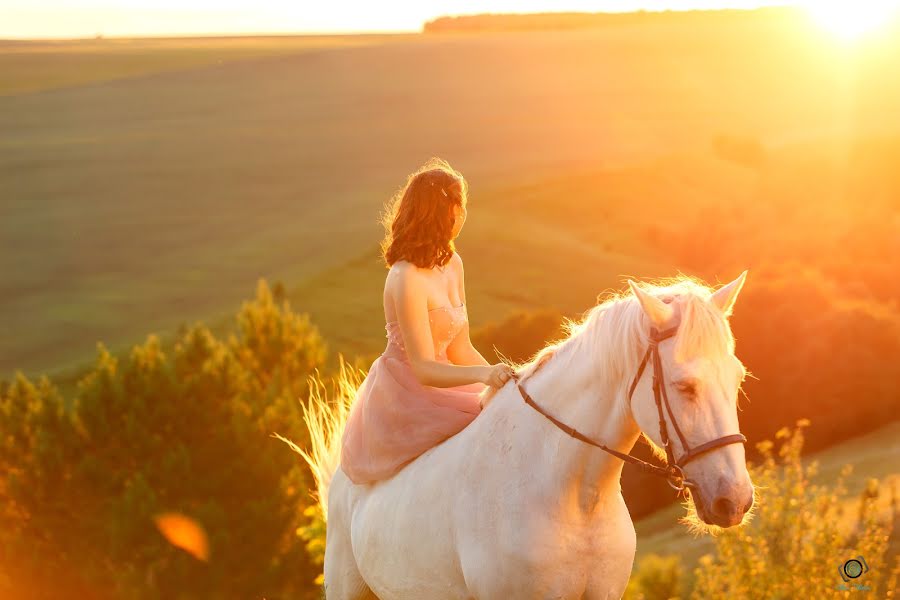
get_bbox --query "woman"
[340,158,516,485]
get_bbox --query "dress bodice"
[385,304,468,362]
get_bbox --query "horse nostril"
[711,496,736,519]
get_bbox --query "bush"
[627,421,899,599]
[0,279,324,599]
[690,420,899,599]
[625,553,685,600]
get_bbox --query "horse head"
[627,272,754,528]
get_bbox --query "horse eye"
[675,381,697,399]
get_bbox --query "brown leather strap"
[678,434,748,465]
[627,325,678,402]
[515,379,673,479]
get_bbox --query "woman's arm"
[447,320,491,367]
[392,265,490,388]
[446,254,491,367]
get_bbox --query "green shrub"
[625,553,685,600]
[627,421,898,599]
[0,279,324,599]
[690,420,899,599]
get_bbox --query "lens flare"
[154,512,210,561]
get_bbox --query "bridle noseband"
[514,325,747,494]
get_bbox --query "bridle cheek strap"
[630,327,747,482]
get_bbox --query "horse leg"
[323,506,377,600]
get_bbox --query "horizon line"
[1,5,798,42]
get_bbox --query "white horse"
[295,273,754,599]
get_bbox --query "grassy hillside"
[286,151,750,367]
[0,35,404,96]
[3,17,900,378]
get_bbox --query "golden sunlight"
[801,0,900,41]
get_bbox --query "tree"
[0,279,325,599]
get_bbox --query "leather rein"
[513,325,747,493]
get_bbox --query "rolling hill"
[3,16,899,378]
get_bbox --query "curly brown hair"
[380,158,468,269]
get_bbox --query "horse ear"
[628,280,675,327]
[710,270,748,317]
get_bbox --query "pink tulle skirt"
[340,344,485,485]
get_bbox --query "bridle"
[514,325,747,494]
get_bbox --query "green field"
[0,35,406,96]
[3,20,900,380]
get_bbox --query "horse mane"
[488,275,739,431]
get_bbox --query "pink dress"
[340,304,486,485]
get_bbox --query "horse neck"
[497,332,642,517]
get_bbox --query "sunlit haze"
[7,1,897,39]
[799,0,900,41]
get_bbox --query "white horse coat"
[314,274,754,599]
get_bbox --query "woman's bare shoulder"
[450,251,464,274]
[388,260,421,279]
[387,261,427,294]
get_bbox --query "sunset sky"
[6,1,797,38]
[3,1,899,39]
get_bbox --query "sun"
[800,1,900,41]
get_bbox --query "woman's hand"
[480,363,516,388]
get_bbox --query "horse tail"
[273,355,364,522]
